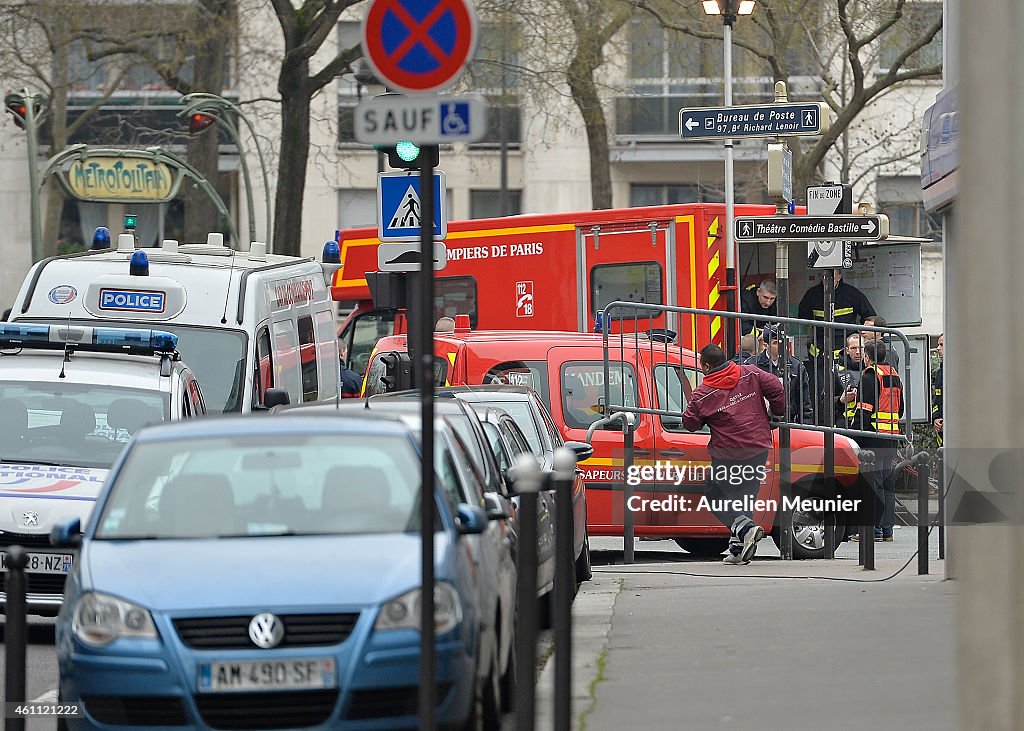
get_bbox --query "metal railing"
[590,301,912,562]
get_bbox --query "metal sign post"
[823,268,836,558]
[416,146,438,731]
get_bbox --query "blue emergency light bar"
[0,323,177,355]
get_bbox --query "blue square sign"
[377,171,447,242]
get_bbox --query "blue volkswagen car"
[54,415,504,730]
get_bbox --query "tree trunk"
[42,31,70,259]
[273,59,311,257]
[567,52,613,209]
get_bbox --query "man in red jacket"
[682,344,787,564]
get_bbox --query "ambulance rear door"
[579,219,677,335]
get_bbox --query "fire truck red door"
[578,221,676,335]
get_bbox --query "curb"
[533,575,623,731]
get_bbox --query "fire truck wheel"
[574,532,593,583]
[674,537,730,557]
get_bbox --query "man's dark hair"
[700,344,726,369]
[864,314,887,327]
[864,339,887,364]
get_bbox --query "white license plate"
[198,658,337,693]
[0,551,74,574]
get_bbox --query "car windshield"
[0,381,169,469]
[33,320,247,413]
[94,433,421,539]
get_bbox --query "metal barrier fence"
[593,301,913,563]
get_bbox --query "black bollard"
[917,454,930,575]
[552,447,576,731]
[4,545,28,731]
[859,450,875,571]
[514,454,541,731]
[937,448,945,560]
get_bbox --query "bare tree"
[267,0,365,256]
[640,0,942,196]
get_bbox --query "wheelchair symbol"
[441,103,470,137]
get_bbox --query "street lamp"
[703,0,755,355]
[178,93,272,249]
[5,89,48,262]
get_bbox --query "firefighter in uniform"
[932,333,944,445]
[798,268,876,361]
[852,339,904,541]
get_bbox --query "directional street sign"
[734,214,889,242]
[679,102,830,140]
[355,93,488,145]
[378,241,448,271]
[361,0,479,94]
[377,171,447,242]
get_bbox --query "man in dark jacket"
[740,280,777,335]
[338,343,362,397]
[749,326,815,424]
[682,344,786,564]
[798,269,875,359]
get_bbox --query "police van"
[0,323,206,615]
[8,233,341,413]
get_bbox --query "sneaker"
[874,535,883,542]
[723,525,765,565]
[850,534,861,542]
[882,535,894,542]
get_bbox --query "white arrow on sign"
[862,220,876,233]
[684,118,698,131]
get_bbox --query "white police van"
[0,323,205,615]
[8,233,341,413]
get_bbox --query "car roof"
[436,385,536,401]
[135,413,413,442]
[0,350,186,390]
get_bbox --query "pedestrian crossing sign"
[377,171,447,242]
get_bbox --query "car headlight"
[72,592,157,646]
[375,582,463,635]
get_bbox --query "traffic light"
[188,112,215,135]
[5,93,27,129]
[376,142,439,170]
[379,351,412,392]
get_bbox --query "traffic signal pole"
[6,90,44,262]
[417,145,438,731]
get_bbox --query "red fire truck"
[332,203,783,373]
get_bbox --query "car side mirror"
[483,492,511,521]
[263,388,291,409]
[563,440,594,462]
[455,504,488,534]
[51,517,82,548]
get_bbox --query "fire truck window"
[253,327,274,408]
[654,364,707,433]
[436,276,478,328]
[483,360,548,405]
[298,315,318,402]
[348,309,396,375]
[561,361,638,430]
[591,262,663,316]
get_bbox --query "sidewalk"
[534,537,955,731]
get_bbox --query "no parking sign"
[361,0,479,94]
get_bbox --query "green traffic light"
[395,140,420,162]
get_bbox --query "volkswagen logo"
[248,613,284,649]
[22,511,39,527]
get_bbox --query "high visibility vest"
[856,364,902,433]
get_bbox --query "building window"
[617,14,821,136]
[466,20,521,147]
[877,176,942,239]
[878,3,942,71]
[470,189,522,218]
[337,189,377,229]
[629,184,722,206]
